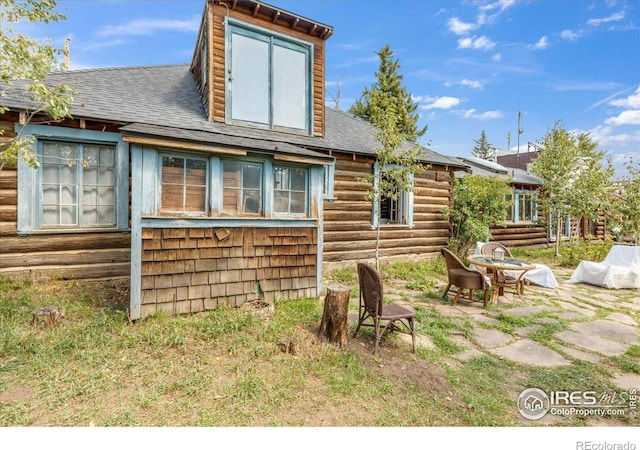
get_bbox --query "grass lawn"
[0,243,638,427]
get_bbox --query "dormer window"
[226,19,312,134]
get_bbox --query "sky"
[18,0,640,176]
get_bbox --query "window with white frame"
[159,155,208,215]
[372,166,413,227]
[274,166,308,215]
[227,20,312,133]
[505,189,538,223]
[40,141,116,228]
[222,160,263,215]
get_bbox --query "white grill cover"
[569,245,640,289]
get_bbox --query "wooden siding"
[489,223,548,248]
[0,116,131,280]
[323,152,453,266]
[138,226,317,318]
[209,2,326,136]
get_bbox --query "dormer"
[190,0,333,137]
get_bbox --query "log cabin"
[454,156,548,248]
[0,0,467,319]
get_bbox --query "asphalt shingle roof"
[1,64,467,169]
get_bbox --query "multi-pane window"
[228,22,311,133]
[505,190,537,223]
[518,191,537,222]
[222,161,262,215]
[41,141,116,228]
[160,156,208,214]
[274,166,307,215]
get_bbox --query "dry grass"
[0,249,636,427]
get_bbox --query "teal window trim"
[273,163,309,218]
[225,17,313,135]
[323,164,336,201]
[16,124,129,235]
[509,189,539,224]
[370,163,414,228]
[148,150,317,220]
[157,153,210,217]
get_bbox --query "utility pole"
[516,112,523,169]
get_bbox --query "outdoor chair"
[353,263,416,354]
[480,242,524,297]
[569,244,640,289]
[441,248,490,308]
[475,241,559,290]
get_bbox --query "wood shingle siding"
[138,226,317,318]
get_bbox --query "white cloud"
[560,29,581,41]
[421,96,461,110]
[492,53,502,61]
[479,0,516,13]
[462,109,503,119]
[96,16,200,37]
[530,36,549,49]
[589,125,640,146]
[605,110,640,126]
[587,11,625,27]
[460,79,483,89]
[448,17,476,35]
[609,86,640,109]
[458,35,496,51]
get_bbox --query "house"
[455,156,548,248]
[499,149,607,242]
[0,0,467,319]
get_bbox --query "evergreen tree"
[472,130,495,160]
[348,44,426,143]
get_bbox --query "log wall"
[209,2,326,136]
[139,226,317,318]
[323,152,453,267]
[489,223,548,248]
[0,117,131,280]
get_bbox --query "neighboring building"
[455,156,547,248]
[0,0,467,319]
[497,150,537,172]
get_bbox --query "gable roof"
[454,156,542,186]
[1,64,467,169]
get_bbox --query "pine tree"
[348,44,426,143]
[472,130,495,160]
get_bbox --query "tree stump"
[318,285,351,347]
[31,306,65,327]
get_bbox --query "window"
[505,189,538,223]
[227,21,312,133]
[372,165,413,228]
[40,141,116,228]
[505,193,514,221]
[274,166,307,215]
[160,156,208,215]
[223,160,263,215]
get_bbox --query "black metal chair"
[353,263,416,354]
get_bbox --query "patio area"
[369,263,640,393]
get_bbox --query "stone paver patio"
[385,265,640,392]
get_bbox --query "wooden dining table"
[467,255,536,304]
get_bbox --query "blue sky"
[23,0,640,175]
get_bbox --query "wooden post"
[318,285,351,347]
